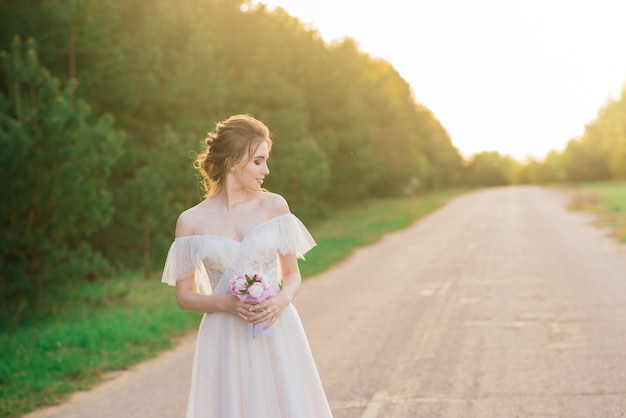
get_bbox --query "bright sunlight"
[257,0,626,160]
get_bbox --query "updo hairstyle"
[196,114,273,197]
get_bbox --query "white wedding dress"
[161,213,333,418]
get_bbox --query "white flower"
[247,282,264,298]
[233,277,247,293]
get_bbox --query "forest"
[1,0,625,325]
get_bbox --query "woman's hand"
[249,292,290,329]
[227,296,258,322]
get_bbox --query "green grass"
[0,189,462,418]
[299,190,461,277]
[0,275,201,418]
[567,181,626,242]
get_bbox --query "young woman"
[161,114,333,417]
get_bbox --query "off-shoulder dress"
[161,213,333,418]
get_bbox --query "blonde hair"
[196,114,272,196]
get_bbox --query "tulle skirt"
[186,304,333,418]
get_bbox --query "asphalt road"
[26,186,626,418]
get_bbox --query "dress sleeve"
[161,239,196,286]
[161,238,213,295]
[275,214,317,259]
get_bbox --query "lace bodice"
[161,213,316,295]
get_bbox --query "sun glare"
[257,0,626,160]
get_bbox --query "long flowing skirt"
[186,304,333,418]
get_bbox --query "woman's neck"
[214,184,255,212]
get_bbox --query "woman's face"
[231,141,270,191]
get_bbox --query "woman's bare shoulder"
[175,201,215,237]
[258,191,290,217]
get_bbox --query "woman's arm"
[276,252,302,302]
[173,210,254,321]
[175,277,254,321]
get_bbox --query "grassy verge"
[566,181,626,242]
[0,189,462,417]
[0,275,201,418]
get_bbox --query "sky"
[254,0,626,160]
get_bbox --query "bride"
[161,114,333,417]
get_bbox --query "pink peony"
[228,273,277,338]
[229,274,275,302]
[231,276,247,294]
[247,282,265,298]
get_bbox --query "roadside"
[3,190,458,418]
[22,185,626,417]
[23,333,196,418]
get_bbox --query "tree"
[0,0,467,288]
[596,87,626,179]
[562,137,611,183]
[468,151,515,187]
[0,37,124,323]
[95,126,197,271]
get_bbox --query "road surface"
[26,186,626,417]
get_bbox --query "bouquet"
[229,274,276,338]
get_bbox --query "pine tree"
[0,36,124,323]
